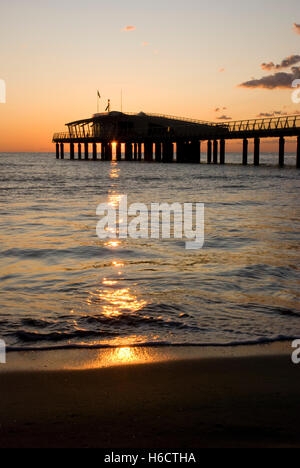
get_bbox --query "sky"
[0,0,299,151]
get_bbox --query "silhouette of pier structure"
[53,112,300,167]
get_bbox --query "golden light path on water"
[104,162,122,248]
[80,346,157,369]
[86,160,149,361]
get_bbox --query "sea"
[0,152,299,352]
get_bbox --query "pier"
[53,112,300,167]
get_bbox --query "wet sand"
[0,349,300,448]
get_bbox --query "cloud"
[216,115,232,120]
[257,113,274,117]
[261,62,276,71]
[293,23,300,35]
[261,55,300,71]
[257,110,287,117]
[122,26,136,32]
[239,66,300,89]
[141,41,149,47]
[219,68,225,73]
[214,106,227,112]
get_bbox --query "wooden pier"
[53,112,300,167]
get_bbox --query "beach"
[1,343,299,448]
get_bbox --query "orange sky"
[0,0,299,152]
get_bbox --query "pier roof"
[61,111,223,142]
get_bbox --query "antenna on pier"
[121,89,123,113]
[105,99,111,113]
[97,90,101,113]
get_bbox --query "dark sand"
[0,350,300,448]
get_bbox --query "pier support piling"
[184,142,191,162]
[279,136,285,167]
[297,136,300,168]
[155,143,162,162]
[84,142,89,160]
[116,143,122,161]
[133,143,138,160]
[70,142,74,160]
[199,141,201,163]
[93,142,97,160]
[207,140,212,164]
[189,141,201,163]
[144,142,153,162]
[125,142,133,161]
[220,139,225,165]
[162,142,173,163]
[60,143,64,159]
[138,143,142,161]
[106,143,112,161]
[176,141,185,163]
[242,138,248,165]
[213,140,218,164]
[254,137,260,166]
[100,143,106,160]
[56,143,59,159]
[78,143,81,160]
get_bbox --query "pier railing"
[215,115,300,133]
[53,126,223,141]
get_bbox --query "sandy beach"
[0,345,299,448]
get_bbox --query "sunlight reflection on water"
[0,153,300,350]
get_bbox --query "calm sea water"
[0,152,300,351]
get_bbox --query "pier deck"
[53,112,300,167]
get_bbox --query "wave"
[0,246,110,260]
[5,334,299,352]
[15,328,119,343]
